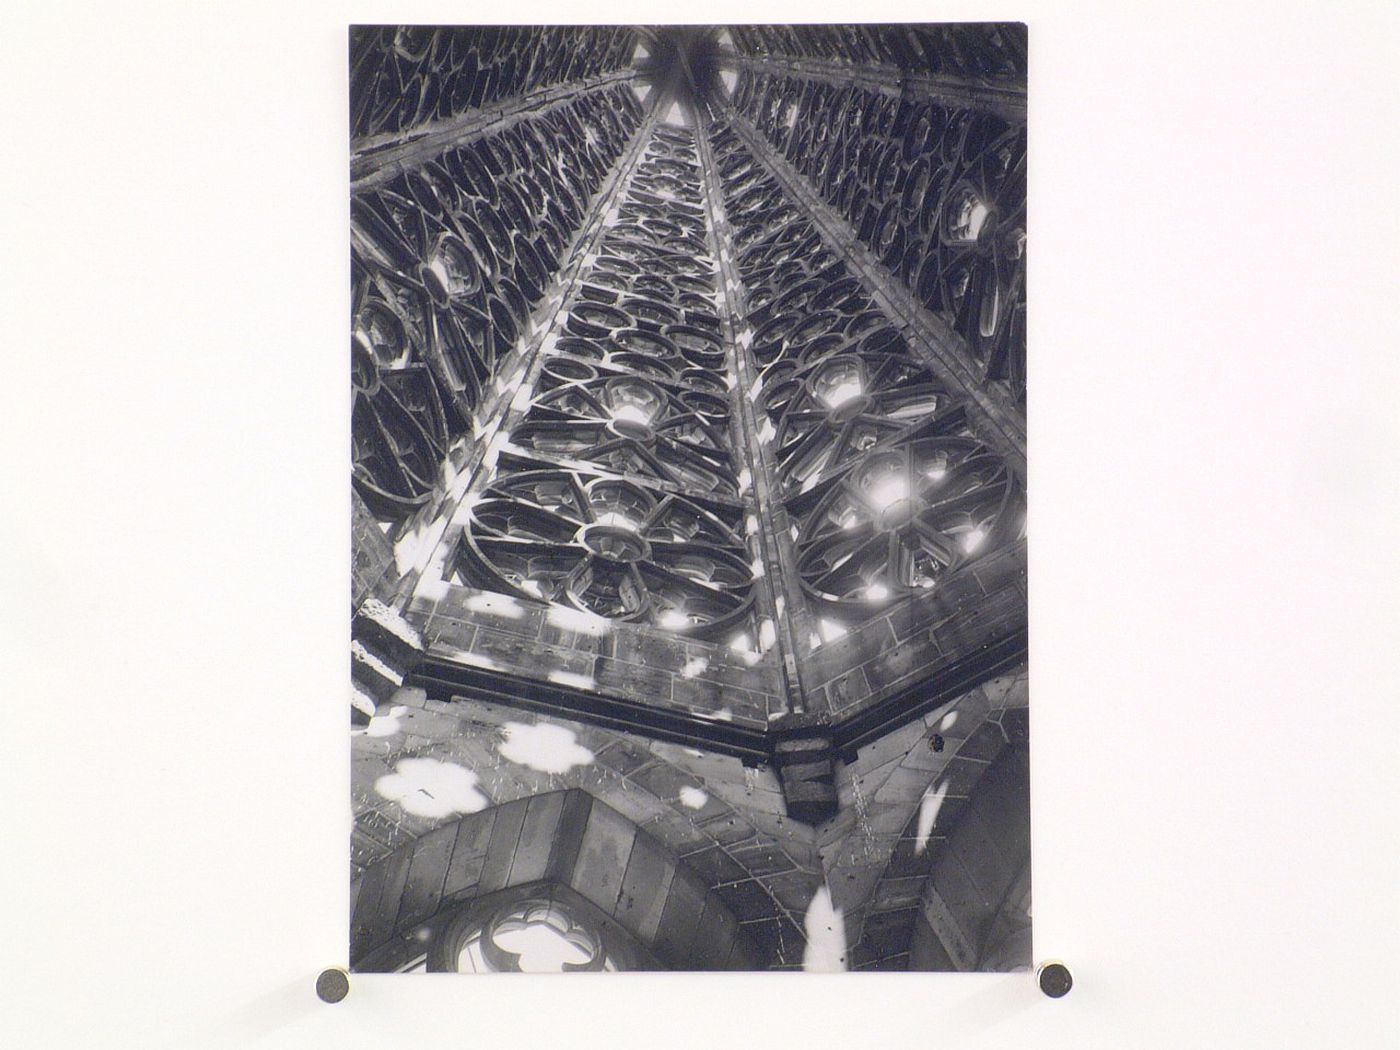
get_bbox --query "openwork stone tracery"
[349,24,1031,975]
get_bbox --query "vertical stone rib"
[693,114,812,716]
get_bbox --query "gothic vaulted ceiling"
[348,23,1027,973]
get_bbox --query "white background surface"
[2,2,1397,1047]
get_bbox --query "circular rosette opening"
[664,325,725,370]
[539,356,598,389]
[619,296,680,328]
[640,543,756,638]
[352,296,410,371]
[578,523,651,563]
[610,352,678,383]
[793,439,1020,610]
[566,301,631,339]
[418,233,480,307]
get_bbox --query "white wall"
[2,2,1396,1048]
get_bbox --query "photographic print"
[348,24,1028,973]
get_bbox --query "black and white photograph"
[349,24,1029,973]
[7,1,1398,1045]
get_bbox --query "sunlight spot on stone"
[366,705,408,738]
[939,711,958,732]
[546,669,597,692]
[394,514,450,574]
[801,885,848,972]
[914,781,951,855]
[466,591,524,617]
[457,651,501,671]
[547,606,610,636]
[679,786,709,810]
[682,657,709,678]
[498,721,595,774]
[375,758,488,819]
[759,619,777,650]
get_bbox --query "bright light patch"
[498,721,595,774]
[594,511,638,531]
[546,669,597,692]
[865,583,889,601]
[819,619,847,642]
[913,781,951,855]
[801,886,848,972]
[720,69,738,95]
[466,592,523,618]
[658,609,690,629]
[678,786,709,810]
[375,759,488,818]
[661,100,685,126]
[547,606,610,636]
[681,657,709,678]
[759,619,777,650]
[366,705,408,738]
[961,527,987,553]
[491,922,592,972]
[611,404,652,426]
[967,201,990,239]
[819,379,863,409]
[394,515,450,574]
[867,478,908,511]
[939,711,959,732]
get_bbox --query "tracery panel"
[728,23,1027,81]
[730,69,1026,404]
[707,117,1024,631]
[350,86,644,520]
[350,25,637,141]
[454,124,764,644]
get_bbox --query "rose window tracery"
[792,432,1023,609]
[351,26,637,140]
[705,115,1024,627]
[731,70,1026,402]
[759,350,946,493]
[508,373,737,496]
[457,470,756,637]
[350,81,645,521]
